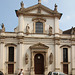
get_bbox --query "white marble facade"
[0,0,75,75]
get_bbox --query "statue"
[71,27,75,35]
[25,53,29,64]
[1,23,5,32]
[54,4,57,11]
[26,24,30,35]
[49,53,53,64]
[49,25,52,36]
[20,1,24,8]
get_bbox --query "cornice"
[32,17,46,22]
[30,42,49,49]
[60,45,71,48]
[5,43,17,47]
[16,12,61,19]
[17,36,24,39]
[61,62,70,64]
[5,62,16,64]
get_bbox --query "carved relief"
[49,25,52,36]
[49,53,53,64]
[26,24,30,35]
[25,53,29,64]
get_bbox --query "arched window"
[36,22,43,33]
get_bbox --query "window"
[8,64,14,74]
[8,47,14,74]
[36,22,43,33]
[9,47,14,62]
[63,64,68,74]
[63,48,68,62]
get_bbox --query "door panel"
[34,54,44,74]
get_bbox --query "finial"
[20,1,24,8]
[54,4,58,11]
[38,0,41,4]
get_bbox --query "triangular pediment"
[30,42,49,49]
[16,4,62,19]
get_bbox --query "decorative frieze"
[60,40,71,43]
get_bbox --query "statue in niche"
[26,24,30,35]
[49,25,52,36]
[1,23,5,32]
[49,53,53,64]
[25,53,29,64]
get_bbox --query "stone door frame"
[30,43,49,75]
[31,50,48,75]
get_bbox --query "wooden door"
[63,64,68,74]
[8,64,14,74]
[34,54,44,74]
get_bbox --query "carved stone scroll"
[25,53,29,64]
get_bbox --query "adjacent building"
[0,0,75,75]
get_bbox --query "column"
[0,41,5,73]
[55,40,61,72]
[72,45,75,75]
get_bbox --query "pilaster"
[54,37,61,72]
[54,17,59,34]
[30,51,34,75]
[18,15,25,33]
[72,44,75,75]
[17,38,24,73]
[0,39,5,73]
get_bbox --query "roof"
[15,3,62,19]
[63,27,75,34]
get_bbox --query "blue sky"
[0,0,75,32]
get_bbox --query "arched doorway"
[34,54,44,74]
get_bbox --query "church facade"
[0,0,75,75]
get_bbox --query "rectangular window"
[63,48,68,62]
[36,22,43,33]
[9,47,14,62]
[63,64,68,74]
[8,64,14,74]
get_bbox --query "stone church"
[0,0,75,75]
